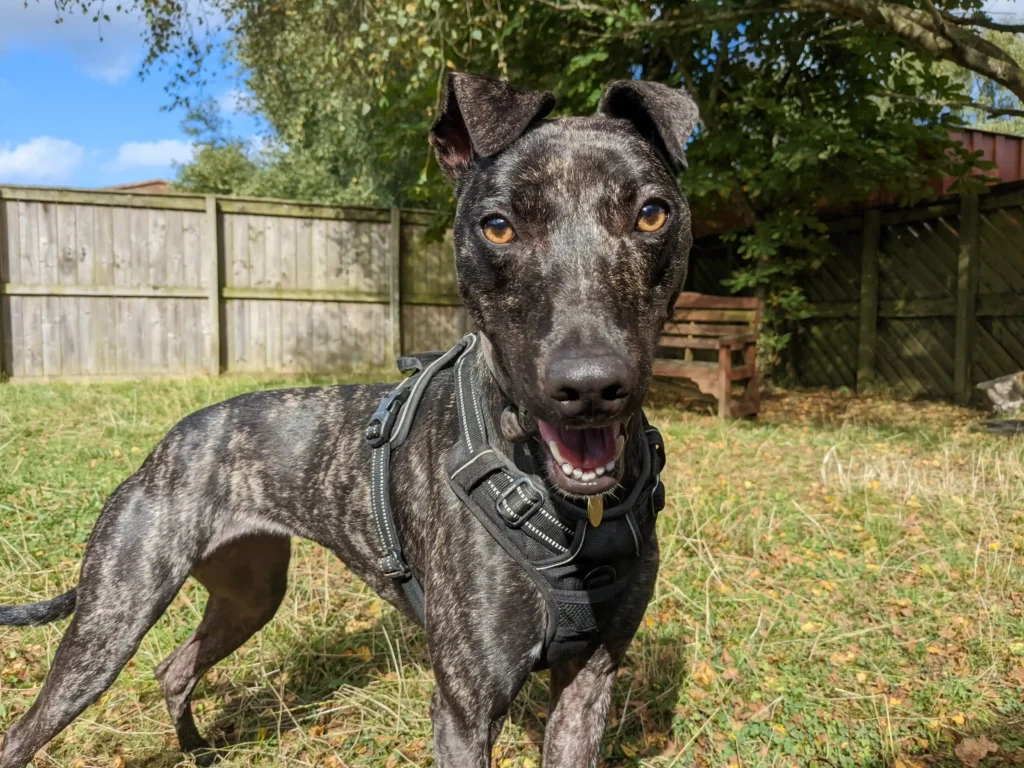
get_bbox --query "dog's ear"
[598,80,699,172]
[430,72,556,184]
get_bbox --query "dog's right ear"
[430,72,556,185]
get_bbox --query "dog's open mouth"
[537,419,624,495]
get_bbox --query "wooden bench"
[653,292,762,418]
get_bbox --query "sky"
[0,1,261,189]
[0,0,1021,190]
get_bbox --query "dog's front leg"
[542,648,618,768]
[424,561,543,766]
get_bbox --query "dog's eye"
[636,203,668,233]
[482,217,516,244]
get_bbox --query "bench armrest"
[717,333,758,349]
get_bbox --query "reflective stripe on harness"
[366,333,666,661]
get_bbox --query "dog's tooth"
[561,462,573,476]
[572,468,583,480]
[581,471,596,481]
[605,460,616,472]
[549,441,566,465]
[614,435,625,460]
[595,466,606,477]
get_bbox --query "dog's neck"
[469,333,649,501]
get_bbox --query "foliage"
[3,379,1024,766]
[33,0,1024,374]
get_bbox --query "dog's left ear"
[598,80,699,172]
[430,72,556,184]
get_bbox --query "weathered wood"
[657,292,761,418]
[389,207,403,363]
[221,287,388,303]
[218,198,391,223]
[955,194,981,404]
[2,284,207,298]
[403,293,462,306]
[0,185,205,212]
[205,196,224,375]
[0,190,7,378]
[881,202,959,226]
[675,291,760,310]
[856,209,881,391]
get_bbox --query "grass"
[2,376,1024,768]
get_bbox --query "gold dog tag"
[588,495,604,527]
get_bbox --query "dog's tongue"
[538,420,619,470]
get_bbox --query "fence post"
[0,186,6,378]
[0,188,7,380]
[954,194,980,405]
[389,207,403,365]
[856,209,881,392]
[205,195,224,375]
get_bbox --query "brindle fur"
[0,73,698,768]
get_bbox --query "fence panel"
[0,186,466,381]
[686,181,1024,403]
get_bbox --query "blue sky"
[0,1,260,189]
[1,0,1020,190]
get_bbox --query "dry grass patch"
[2,379,1023,767]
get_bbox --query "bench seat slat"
[675,292,760,310]
[671,309,756,323]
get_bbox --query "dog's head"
[431,72,698,496]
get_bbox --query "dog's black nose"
[545,354,631,418]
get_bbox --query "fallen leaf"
[955,736,999,768]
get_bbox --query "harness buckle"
[365,387,411,448]
[495,476,545,528]
[379,549,411,580]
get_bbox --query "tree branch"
[882,88,1024,118]
[940,11,1024,35]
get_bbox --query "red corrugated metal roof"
[693,128,1024,237]
[943,128,1024,192]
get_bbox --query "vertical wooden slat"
[389,207,403,364]
[955,194,980,404]
[856,210,881,391]
[0,189,8,378]
[205,196,224,375]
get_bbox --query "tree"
[34,0,1024,373]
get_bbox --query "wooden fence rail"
[0,185,469,381]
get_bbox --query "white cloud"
[0,2,144,83]
[0,136,85,183]
[114,139,194,169]
[82,52,139,84]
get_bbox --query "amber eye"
[483,217,516,244]
[636,203,668,233]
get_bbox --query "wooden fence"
[688,181,1024,403]
[0,185,468,381]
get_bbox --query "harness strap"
[367,337,470,623]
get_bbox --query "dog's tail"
[0,588,77,626]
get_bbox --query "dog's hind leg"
[0,488,195,768]
[154,534,290,760]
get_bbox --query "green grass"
[2,377,1024,767]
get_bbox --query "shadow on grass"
[133,613,692,767]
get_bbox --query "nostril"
[601,383,628,402]
[555,385,581,402]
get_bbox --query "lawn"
[1,375,1024,768]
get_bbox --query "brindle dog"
[0,72,698,768]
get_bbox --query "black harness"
[366,333,665,663]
